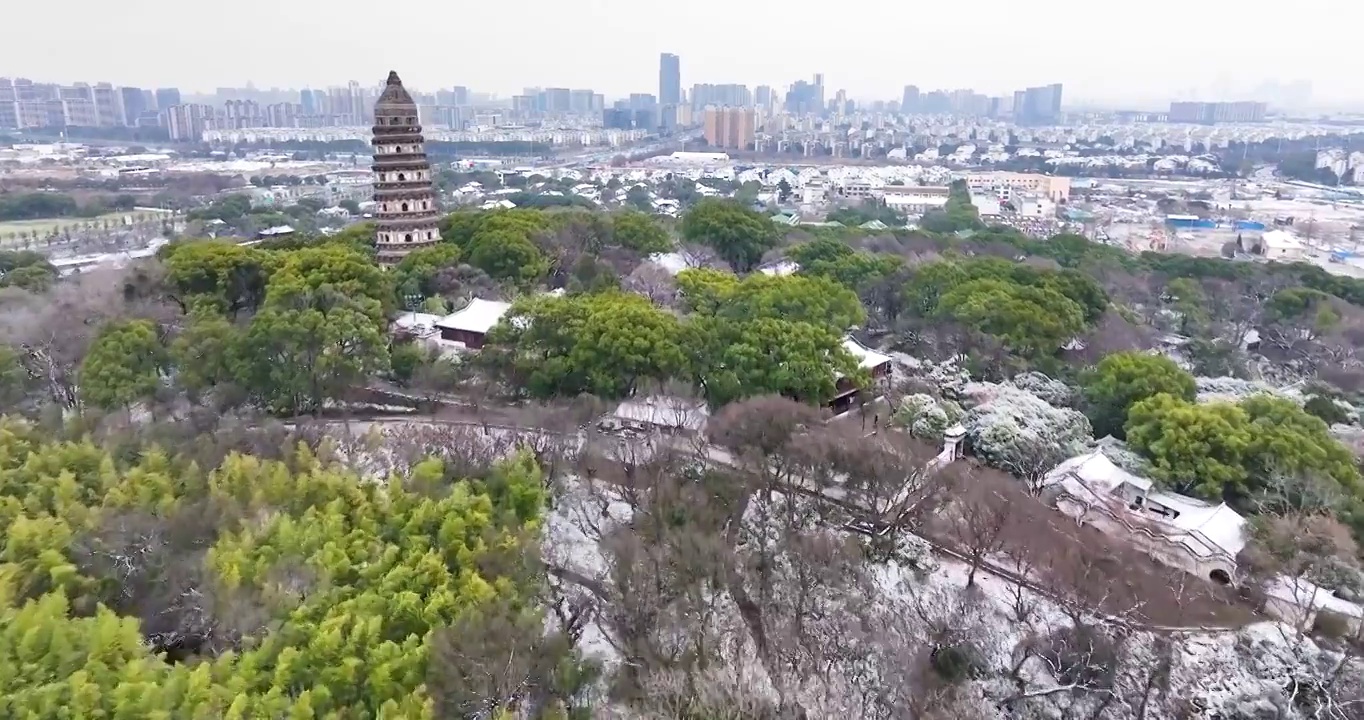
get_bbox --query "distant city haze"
[5,0,1360,110]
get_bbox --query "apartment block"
[702,107,755,150]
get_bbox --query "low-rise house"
[830,336,892,413]
[434,298,512,350]
[600,396,709,436]
[1259,229,1307,262]
[1262,576,1363,636]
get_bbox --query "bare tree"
[623,262,679,307]
[936,468,1029,588]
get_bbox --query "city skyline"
[3,0,1360,110]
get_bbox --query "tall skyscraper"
[300,89,316,115]
[1017,83,1063,124]
[755,85,774,112]
[902,85,920,114]
[155,88,182,110]
[659,53,681,107]
[370,71,442,266]
[119,87,146,126]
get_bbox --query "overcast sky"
[5,0,1359,108]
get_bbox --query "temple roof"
[375,71,415,109]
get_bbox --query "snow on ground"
[544,475,632,665]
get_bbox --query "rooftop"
[434,298,512,335]
[843,336,892,370]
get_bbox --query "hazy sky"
[5,0,1360,107]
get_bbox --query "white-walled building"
[1040,451,1247,585]
[1259,230,1308,262]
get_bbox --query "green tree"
[684,316,863,408]
[679,198,779,272]
[1125,393,1252,499]
[466,230,547,285]
[269,244,393,321]
[161,240,271,317]
[0,264,56,292]
[394,243,462,297]
[676,269,864,333]
[1239,394,1361,495]
[1081,351,1197,439]
[0,422,561,719]
[170,311,240,399]
[232,285,389,415]
[611,211,672,254]
[936,279,1085,358]
[79,320,168,411]
[789,239,903,292]
[484,293,685,399]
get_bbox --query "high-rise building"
[161,103,213,141]
[541,88,572,113]
[659,53,681,107]
[1167,101,1266,124]
[691,83,752,110]
[1017,83,1063,124]
[902,85,920,114]
[91,83,123,126]
[155,88,182,110]
[370,71,442,267]
[300,89,316,115]
[569,89,597,114]
[755,85,774,112]
[703,107,755,150]
[265,102,300,128]
[119,87,146,126]
[602,108,634,130]
[0,78,18,129]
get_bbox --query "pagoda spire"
[369,71,441,267]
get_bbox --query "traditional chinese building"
[371,71,441,266]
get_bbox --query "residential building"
[155,87,182,110]
[370,71,442,266]
[1168,101,1267,124]
[702,107,755,150]
[161,103,213,141]
[265,102,300,128]
[902,85,920,114]
[754,85,775,113]
[692,83,752,110]
[0,78,16,129]
[91,83,123,126]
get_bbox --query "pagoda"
[370,71,441,266]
